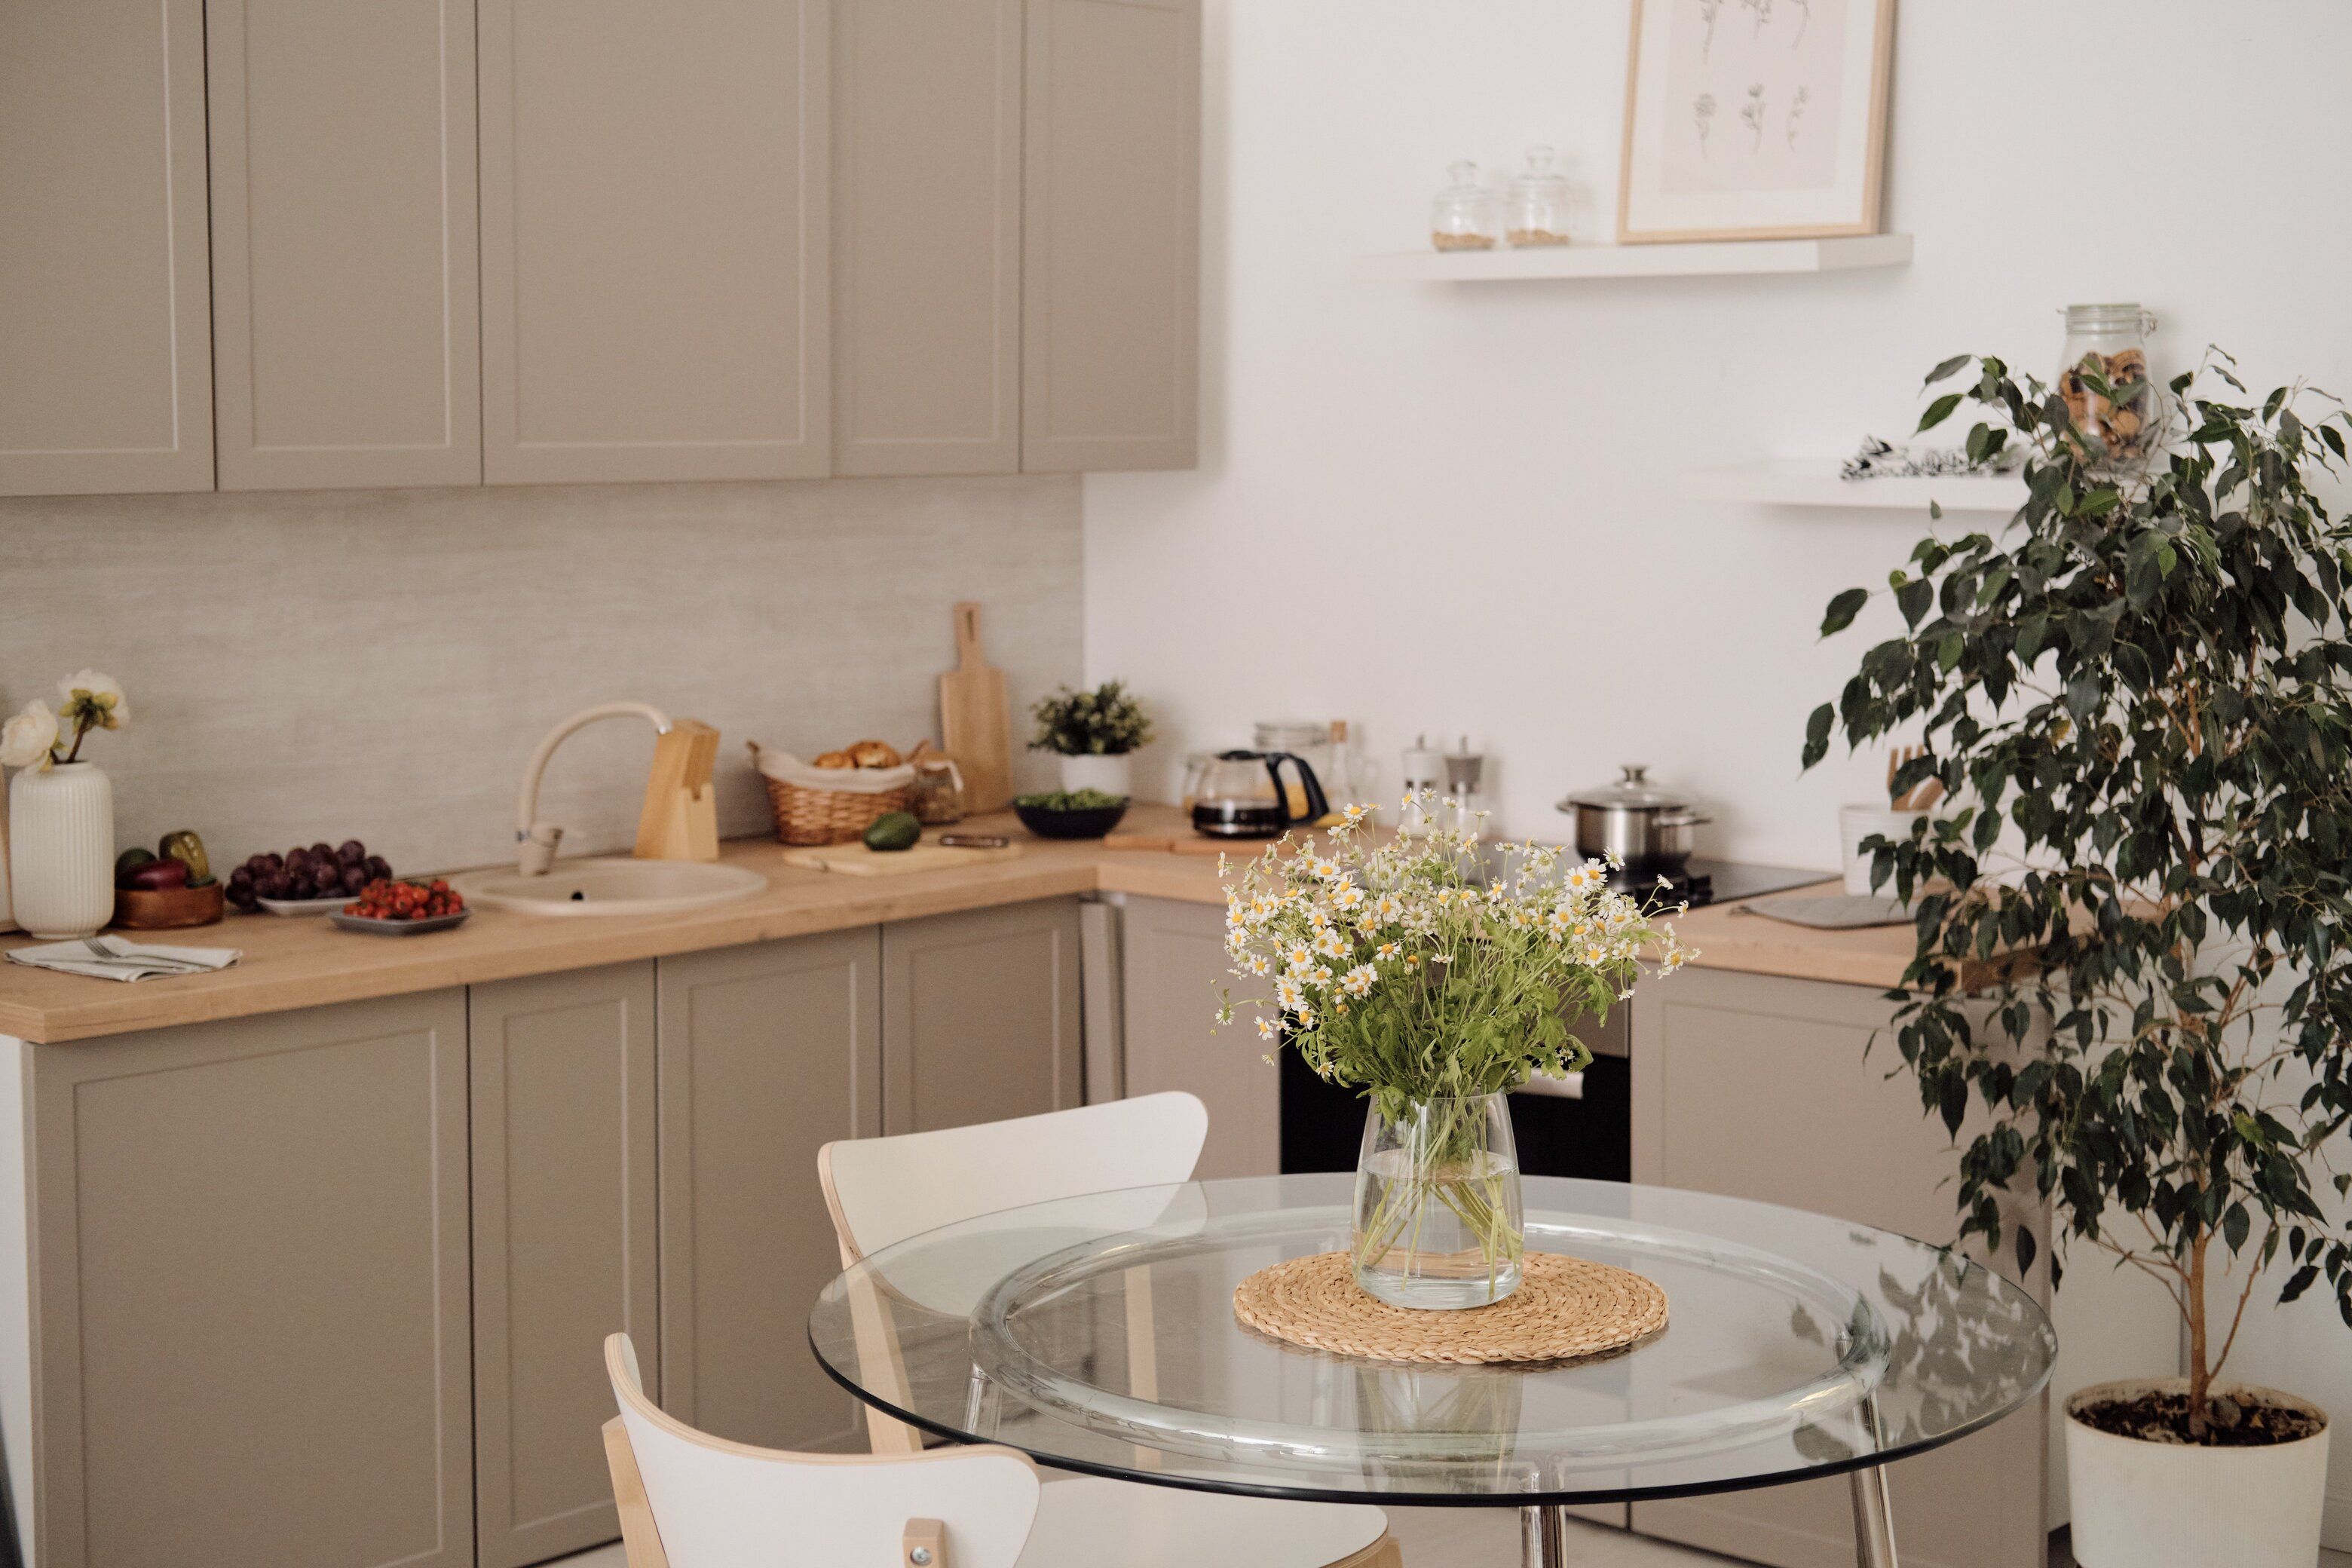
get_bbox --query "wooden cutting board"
[939,600,1012,812]
[782,841,1022,877]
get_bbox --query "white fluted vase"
[10,763,115,939]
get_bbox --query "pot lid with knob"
[1557,765,1691,814]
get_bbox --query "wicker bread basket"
[751,742,916,846]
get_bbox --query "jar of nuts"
[2058,304,2158,470]
[1430,161,1499,252]
[1504,145,1573,247]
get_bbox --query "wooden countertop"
[0,805,1909,1043]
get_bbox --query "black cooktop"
[1605,856,1828,910]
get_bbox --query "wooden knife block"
[634,719,720,862]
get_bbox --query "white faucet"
[514,703,673,874]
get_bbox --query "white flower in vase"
[0,701,60,772]
[57,670,129,731]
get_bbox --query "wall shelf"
[1356,232,1913,282]
[1679,460,2028,514]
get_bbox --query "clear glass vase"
[1351,1092,1524,1309]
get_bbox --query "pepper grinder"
[1399,734,1443,837]
[1444,736,1487,840]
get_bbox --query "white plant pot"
[1058,754,1132,798]
[2066,1378,2330,1568]
[9,762,115,940]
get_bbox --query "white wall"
[1084,0,2352,1539]
[1087,0,2352,867]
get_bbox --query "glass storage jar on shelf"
[1504,145,1573,247]
[1430,161,1499,252]
[2058,303,2158,470]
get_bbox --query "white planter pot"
[9,762,115,940]
[2066,1378,2330,1568]
[1058,754,1133,798]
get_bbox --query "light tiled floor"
[553,1513,2352,1566]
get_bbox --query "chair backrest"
[818,1091,1211,1260]
[604,1333,1040,1568]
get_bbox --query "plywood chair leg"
[903,1516,950,1567]
[602,1416,673,1568]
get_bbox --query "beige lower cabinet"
[655,930,882,1452]
[469,963,660,1568]
[882,899,1084,1133]
[1628,967,2049,1568]
[1119,896,1278,1178]
[23,991,474,1568]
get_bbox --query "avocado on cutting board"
[782,841,1021,877]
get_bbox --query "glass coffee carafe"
[1188,750,1331,839]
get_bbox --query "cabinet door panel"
[27,992,471,1568]
[1021,0,1199,473]
[657,930,881,1451]
[206,0,482,488]
[470,963,658,1568]
[1121,896,1276,1178]
[883,899,1083,1134]
[831,0,1021,476]
[479,0,830,482]
[1628,969,2047,1568]
[0,0,213,495]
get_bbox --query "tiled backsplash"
[0,475,1081,874]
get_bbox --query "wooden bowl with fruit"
[112,831,225,929]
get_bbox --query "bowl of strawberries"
[330,877,470,936]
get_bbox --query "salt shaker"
[1399,736,1444,836]
[1444,738,1487,840]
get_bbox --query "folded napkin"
[6,937,242,982]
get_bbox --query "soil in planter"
[2075,1391,2325,1447]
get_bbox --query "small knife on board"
[939,600,1013,813]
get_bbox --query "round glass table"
[809,1175,2055,1568]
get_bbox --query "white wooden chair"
[817,1092,1403,1568]
[605,1331,1041,1568]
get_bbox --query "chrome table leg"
[1848,1390,1899,1567]
[1520,1504,1566,1568]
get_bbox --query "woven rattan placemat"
[1233,1251,1668,1364]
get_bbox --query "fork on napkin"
[5,936,241,982]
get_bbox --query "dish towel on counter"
[6,938,242,982]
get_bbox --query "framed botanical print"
[1617,0,1895,243]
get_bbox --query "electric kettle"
[1188,749,1331,839]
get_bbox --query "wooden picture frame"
[1617,0,1896,244]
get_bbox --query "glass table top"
[808,1174,2055,1506]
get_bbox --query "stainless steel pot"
[1557,765,1711,873]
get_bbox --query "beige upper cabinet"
[0,0,213,497]
[831,0,1023,476]
[204,0,482,489]
[478,0,831,483]
[1021,0,1200,473]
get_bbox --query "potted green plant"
[1028,680,1152,798]
[1803,349,2350,1568]
[1219,801,1690,1308]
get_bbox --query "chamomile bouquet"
[1218,796,1694,1300]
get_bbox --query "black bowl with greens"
[1012,789,1130,840]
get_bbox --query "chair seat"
[1018,1475,1390,1567]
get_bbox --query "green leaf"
[1924,354,1972,387]
[1918,392,1964,433]
[1821,588,1870,636]
[1895,577,1933,628]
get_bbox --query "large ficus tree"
[1802,349,2352,1435]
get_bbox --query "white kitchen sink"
[452,857,767,917]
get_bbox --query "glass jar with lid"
[2058,304,2158,470]
[1430,161,1499,252]
[1504,145,1573,247]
